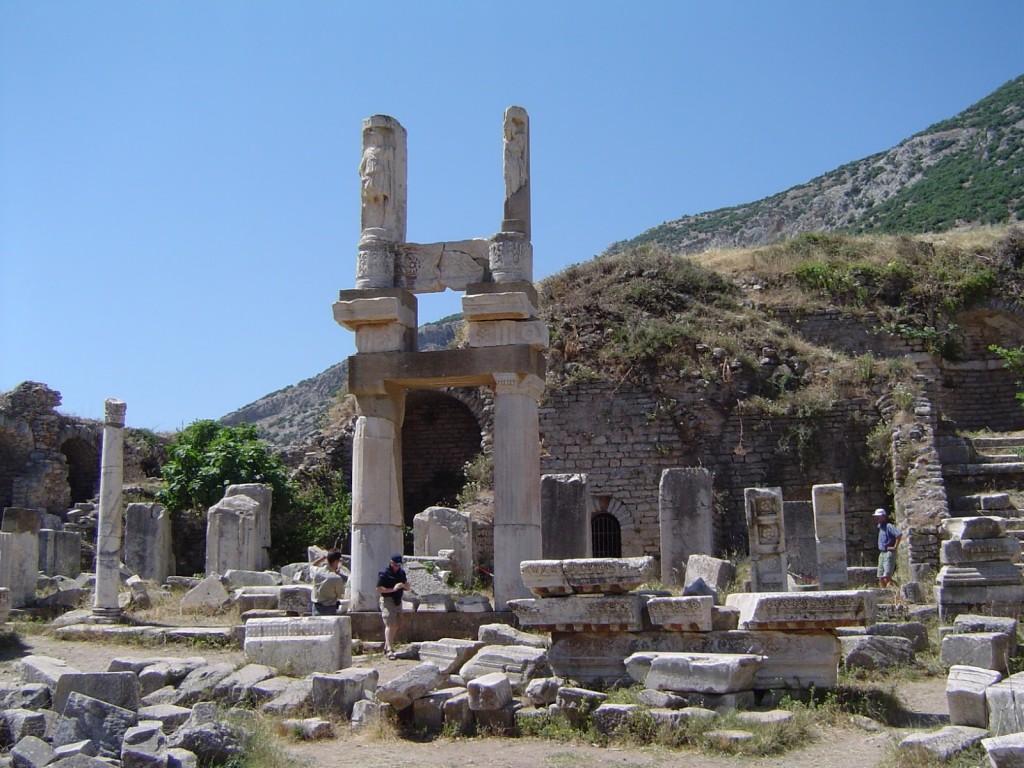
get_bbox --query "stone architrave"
[224,484,272,571]
[646,596,714,631]
[659,468,714,586]
[38,529,82,579]
[561,556,656,593]
[508,594,647,632]
[413,507,472,583]
[123,503,173,583]
[744,487,787,592]
[1,508,42,607]
[492,373,544,609]
[812,484,848,589]
[349,406,404,612]
[244,616,352,676]
[725,590,875,630]
[520,560,571,596]
[540,475,590,560]
[93,399,126,623]
[205,495,260,576]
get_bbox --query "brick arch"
[589,494,639,556]
[400,390,485,531]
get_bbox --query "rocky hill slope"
[220,316,460,447]
[608,75,1024,256]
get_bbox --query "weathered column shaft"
[492,373,544,609]
[659,467,715,586]
[349,398,404,611]
[812,483,848,589]
[93,398,126,621]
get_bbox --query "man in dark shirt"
[376,553,410,659]
[874,508,902,588]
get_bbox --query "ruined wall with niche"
[538,377,889,567]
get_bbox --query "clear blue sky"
[2,1,1021,432]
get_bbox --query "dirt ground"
[0,631,950,768]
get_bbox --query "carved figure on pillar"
[356,115,407,289]
[502,106,530,237]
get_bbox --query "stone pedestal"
[541,474,590,560]
[936,516,1024,622]
[93,399,126,623]
[492,373,544,609]
[812,483,848,589]
[350,409,404,611]
[659,468,715,586]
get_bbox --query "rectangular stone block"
[462,291,537,321]
[646,596,713,631]
[944,517,1007,541]
[625,652,763,694]
[123,503,173,584]
[812,483,848,589]
[244,616,351,675]
[53,672,141,714]
[310,668,378,718]
[954,615,1019,653]
[332,295,416,330]
[684,555,736,592]
[942,538,1021,565]
[278,585,313,615]
[947,665,1003,727]
[520,560,570,597]
[986,673,1024,736]
[725,590,875,630]
[467,672,513,711]
[937,563,1024,587]
[941,632,1012,674]
[659,468,714,585]
[418,639,485,675]
[458,645,550,687]
[541,475,590,560]
[354,322,416,354]
[38,530,82,579]
[508,594,647,632]
[560,557,656,594]
[982,732,1024,767]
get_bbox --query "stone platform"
[347,610,516,642]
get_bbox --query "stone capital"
[493,372,545,399]
[104,399,126,427]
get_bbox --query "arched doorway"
[401,390,483,531]
[60,438,99,504]
[592,512,622,558]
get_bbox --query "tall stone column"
[349,393,405,611]
[659,467,715,586]
[492,372,544,609]
[356,115,407,289]
[93,398,126,622]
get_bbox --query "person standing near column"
[377,553,410,659]
[874,508,902,589]
[310,550,346,616]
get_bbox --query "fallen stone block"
[556,686,608,728]
[899,725,989,761]
[867,622,929,653]
[244,616,351,675]
[477,623,547,648]
[711,606,740,631]
[212,664,277,705]
[593,703,638,736]
[179,575,231,612]
[941,632,1012,674]
[280,717,334,740]
[840,636,915,671]
[986,673,1024,736]
[459,645,550,690]
[524,677,563,708]
[137,704,192,733]
[954,615,1019,653]
[310,668,378,718]
[350,699,390,730]
[473,702,517,734]
[121,722,167,768]
[560,557,656,594]
[16,656,81,689]
[277,585,313,615]
[260,679,313,716]
[684,555,736,592]
[646,596,713,631]
[166,748,197,768]
[1,708,47,743]
[224,570,281,589]
[0,684,50,711]
[442,692,474,735]
[419,639,485,674]
[467,672,512,711]
[412,687,463,732]
[637,689,688,709]
[625,652,762,694]
[508,594,647,632]
[947,665,1003,728]
[375,664,446,711]
[725,590,874,630]
[53,672,141,714]
[11,734,53,768]
[982,732,1024,768]
[248,676,297,704]
[167,721,246,766]
[50,740,98,761]
[175,663,236,707]
[51,692,138,758]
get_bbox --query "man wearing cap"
[874,508,902,588]
[377,553,410,659]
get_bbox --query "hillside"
[607,76,1024,256]
[220,316,461,447]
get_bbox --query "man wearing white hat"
[873,508,902,588]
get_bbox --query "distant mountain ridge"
[221,317,461,447]
[608,76,1024,256]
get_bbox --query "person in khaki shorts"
[377,553,410,659]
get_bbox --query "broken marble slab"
[624,652,764,695]
[646,596,713,631]
[725,590,874,629]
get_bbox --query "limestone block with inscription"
[942,538,1021,565]
[725,590,875,630]
[244,616,351,675]
[508,594,647,632]
[625,652,764,694]
[467,320,548,350]
[744,488,787,592]
[520,560,571,597]
[561,557,657,594]
[646,596,713,631]
[462,292,537,321]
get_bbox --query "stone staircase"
[940,432,1024,538]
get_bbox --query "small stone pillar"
[744,486,788,592]
[490,106,532,283]
[93,398,126,622]
[812,483,848,589]
[224,484,272,570]
[356,115,407,289]
[124,502,173,583]
[0,508,42,607]
[492,372,544,609]
[39,529,82,579]
[541,474,590,560]
[659,467,715,586]
[349,393,405,611]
